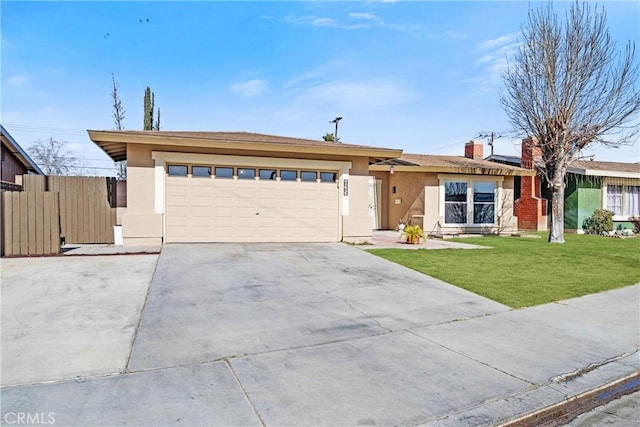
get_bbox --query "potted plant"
[402,225,425,244]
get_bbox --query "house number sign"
[343,179,349,196]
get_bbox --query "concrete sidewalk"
[1,244,638,426]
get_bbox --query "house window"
[214,167,234,178]
[168,165,188,176]
[320,172,336,183]
[192,166,211,177]
[280,170,297,181]
[238,168,256,179]
[259,169,277,180]
[607,185,640,217]
[473,182,496,224]
[444,181,468,224]
[300,171,317,182]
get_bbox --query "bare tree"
[28,138,88,176]
[500,1,640,243]
[111,74,127,180]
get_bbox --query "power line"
[3,123,88,136]
[476,131,506,156]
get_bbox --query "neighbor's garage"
[164,163,339,243]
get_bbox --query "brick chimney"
[515,136,547,230]
[521,136,542,169]
[464,140,483,160]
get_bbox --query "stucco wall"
[121,142,375,244]
[376,171,519,234]
[121,145,163,245]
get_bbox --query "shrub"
[630,217,640,234]
[582,209,614,235]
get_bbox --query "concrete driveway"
[1,244,638,426]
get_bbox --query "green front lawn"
[367,234,640,308]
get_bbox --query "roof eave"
[369,164,536,176]
[1,124,45,175]
[88,130,402,161]
[568,167,640,179]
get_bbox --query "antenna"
[329,116,343,143]
[477,131,506,157]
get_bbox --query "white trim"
[152,151,351,172]
[438,175,502,226]
[569,168,640,179]
[602,181,640,220]
[154,161,165,214]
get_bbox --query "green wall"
[564,176,602,230]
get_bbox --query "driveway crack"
[225,359,267,427]
[326,291,393,333]
[405,329,535,386]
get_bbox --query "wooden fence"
[1,175,118,256]
[2,191,61,256]
[22,175,117,244]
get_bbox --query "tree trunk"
[548,171,566,243]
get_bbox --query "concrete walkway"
[1,244,638,426]
[368,230,489,249]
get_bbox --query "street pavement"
[1,243,638,426]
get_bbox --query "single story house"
[88,130,401,245]
[369,141,535,235]
[1,124,44,190]
[487,137,640,231]
[562,160,640,231]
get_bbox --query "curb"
[499,372,640,427]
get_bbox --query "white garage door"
[165,167,339,243]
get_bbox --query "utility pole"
[330,116,343,143]
[477,131,505,157]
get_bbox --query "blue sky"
[2,1,639,175]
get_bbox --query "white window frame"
[602,182,640,220]
[438,174,504,226]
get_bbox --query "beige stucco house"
[88,130,401,245]
[369,141,536,236]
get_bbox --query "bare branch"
[27,138,87,176]
[500,1,640,242]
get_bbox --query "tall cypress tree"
[143,87,154,130]
[144,87,161,131]
[154,108,161,130]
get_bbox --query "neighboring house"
[1,124,44,190]
[487,137,640,231]
[369,141,535,235]
[88,130,401,245]
[562,160,639,231]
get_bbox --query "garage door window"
[238,168,256,180]
[300,171,317,182]
[320,172,336,183]
[215,167,233,179]
[168,165,188,176]
[280,170,297,181]
[192,166,211,177]
[259,169,277,180]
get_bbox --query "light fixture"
[390,165,395,174]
